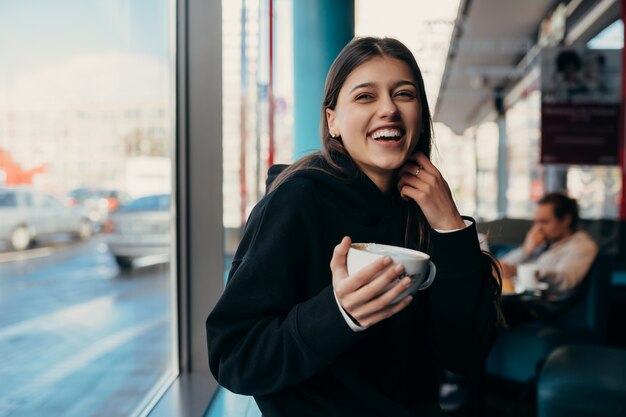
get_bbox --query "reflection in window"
[588,19,623,50]
[222,0,294,258]
[506,90,542,218]
[568,167,621,219]
[475,121,499,220]
[0,1,177,416]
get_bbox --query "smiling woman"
[325,56,423,192]
[206,36,502,417]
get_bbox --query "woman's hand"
[330,237,414,329]
[397,152,465,231]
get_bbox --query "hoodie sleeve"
[426,218,498,376]
[206,179,362,396]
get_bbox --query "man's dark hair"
[538,192,580,230]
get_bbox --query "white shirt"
[500,230,598,293]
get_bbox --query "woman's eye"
[355,93,374,101]
[395,90,416,98]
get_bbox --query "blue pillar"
[292,0,354,159]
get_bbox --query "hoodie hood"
[267,153,406,224]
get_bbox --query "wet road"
[0,236,175,417]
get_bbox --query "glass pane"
[216,0,293,413]
[0,1,177,416]
[588,19,623,50]
[223,0,294,267]
[506,90,542,218]
[475,121,500,220]
[568,166,622,218]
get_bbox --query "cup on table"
[346,243,436,303]
[517,262,541,290]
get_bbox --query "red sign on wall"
[541,103,620,165]
[541,47,621,166]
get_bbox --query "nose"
[377,94,399,118]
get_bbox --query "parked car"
[0,186,93,251]
[105,194,171,269]
[66,187,131,230]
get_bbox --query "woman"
[206,37,502,417]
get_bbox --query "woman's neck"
[367,172,394,194]
[354,163,394,194]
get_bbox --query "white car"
[0,186,92,251]
[106,194,171,269]
[66,187,131,230]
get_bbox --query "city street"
[0,236,175,417]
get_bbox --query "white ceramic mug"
[347,243,436,303]
[517,263,541,290]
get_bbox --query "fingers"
[356,294,414,329]
[397,158,440,199]
[330,237,417,329]
[397,151,465,230]
[339,263,417,329]
[414,152,436,170]
[349,273,413,320]
[335,255,393,296]
[331,236,400,296]
[397,164,442,205]
[528,225,542,238]
[330,236,352,279]
[331,235,419,328]
[339,262,405,309]
[523,227,546,254]
[404,152,437,173]
[398,175,430,199]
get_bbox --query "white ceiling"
[434,0,559,134]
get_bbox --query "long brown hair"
[270,36,503,323]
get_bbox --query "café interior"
[1,0,625,417]
[204,0,626,416]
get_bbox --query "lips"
[369,127,405,142]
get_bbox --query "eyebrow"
[349,80,418,94]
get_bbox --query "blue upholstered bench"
[538,344,626,417]
[486,255,612,383]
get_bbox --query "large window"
[222,0,294,259]
[0,2,177,416]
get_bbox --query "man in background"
[440,193,598,414]
[500,192,598,296]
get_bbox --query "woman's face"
[326,56,422,188]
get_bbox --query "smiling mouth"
[369,128,405,142]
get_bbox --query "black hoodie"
[206,154,497,417]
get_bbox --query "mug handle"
[417,261,436,291]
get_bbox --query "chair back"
[486,255,612,383]
[556,254,612,341]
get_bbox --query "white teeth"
[371,128,402,139]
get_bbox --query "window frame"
[148,0,223,415]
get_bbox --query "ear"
[562,213,573,229]
[326,108,336,135]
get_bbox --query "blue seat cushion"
[486,323,595,383]
[538,344,626,417]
